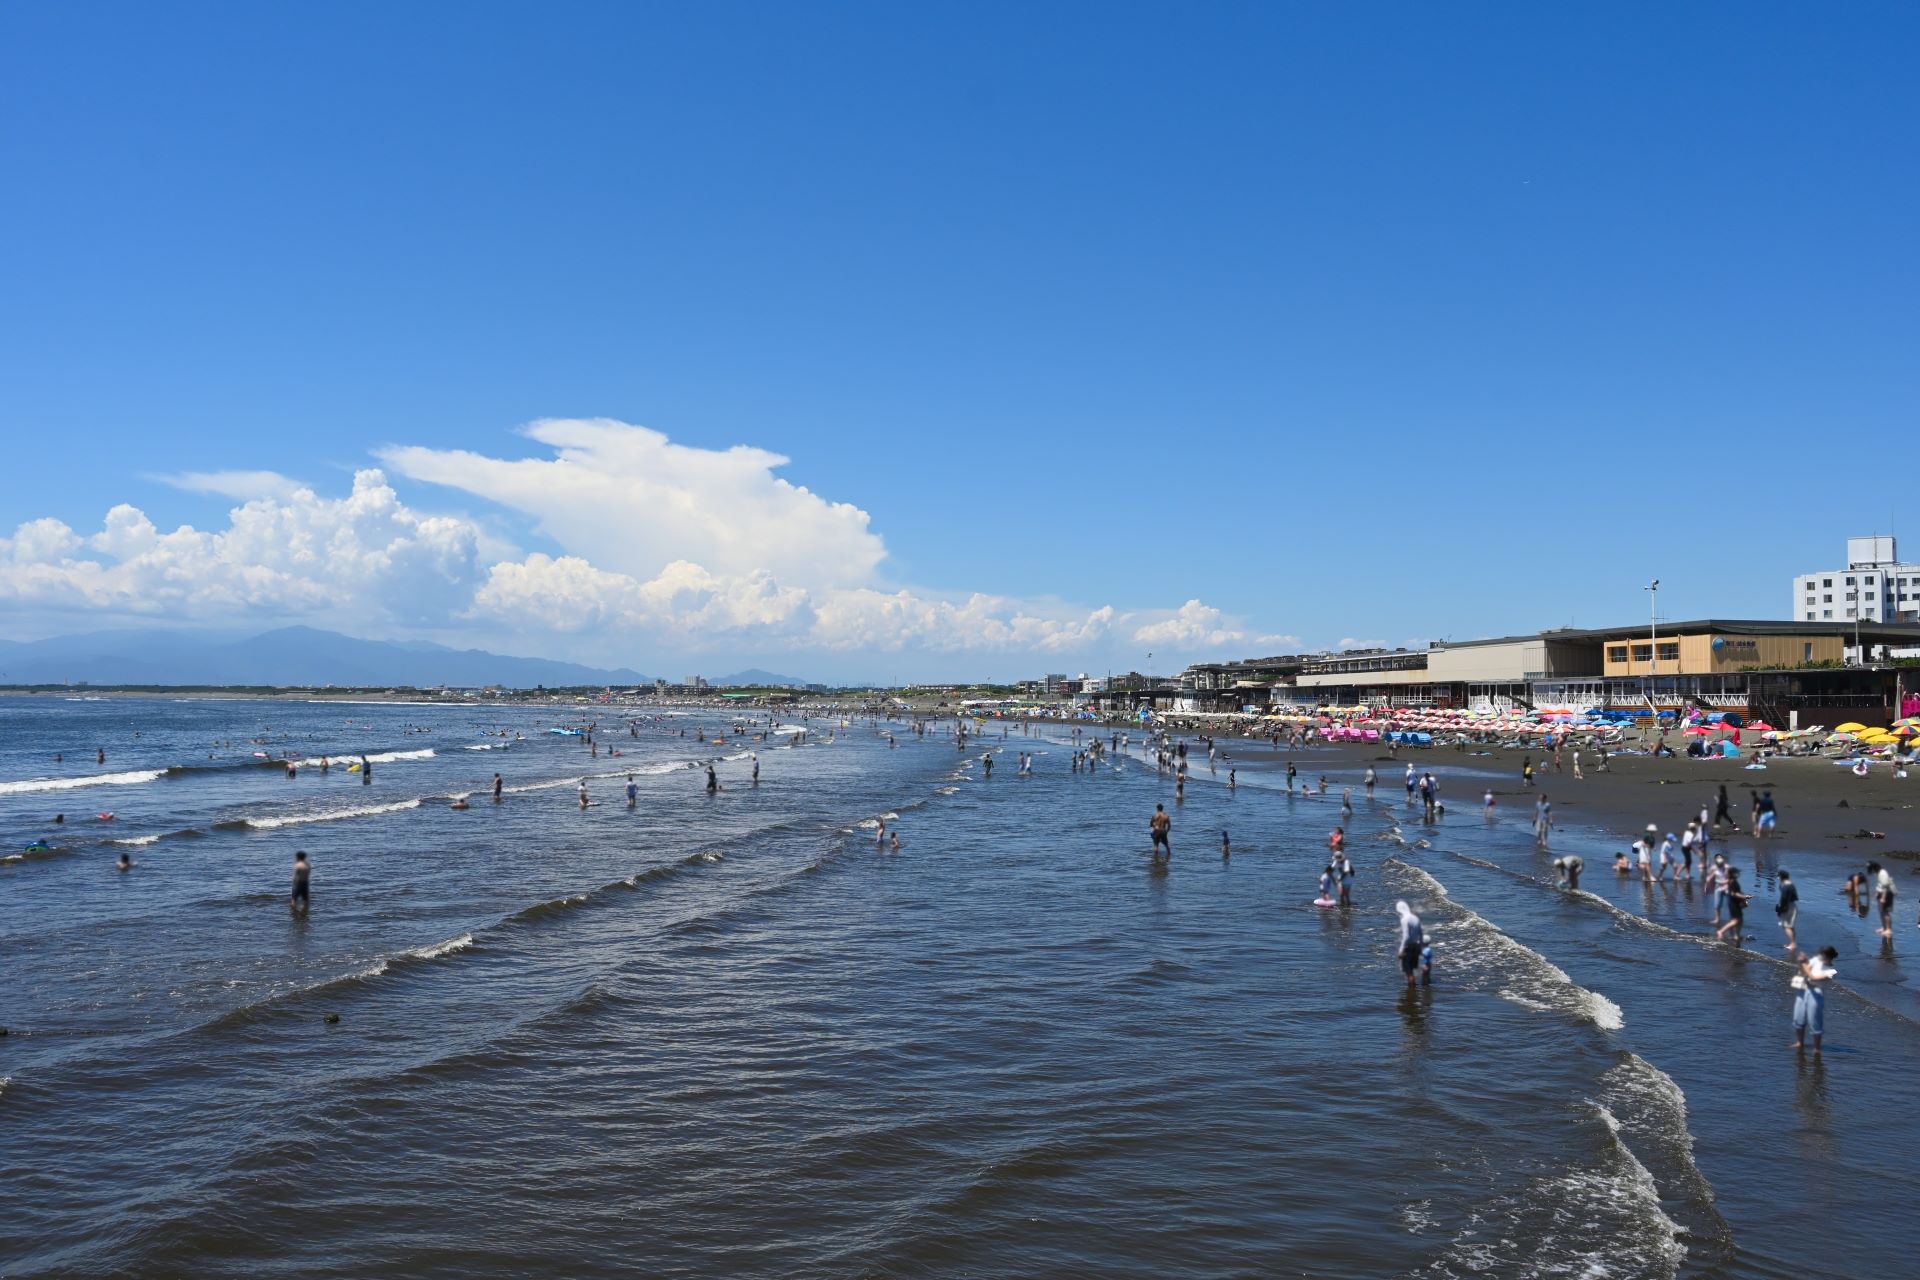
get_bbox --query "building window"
[1607,646,1628,662]
[1806,612,1816,621]
[1630,644,1653,662]
[1823,578,1833,587]
[1823,610,1832,618]
[1824,594,1833,603]
[1805,642,1814,661]
[1657,643,1679,662]
[1847,576,1857,585]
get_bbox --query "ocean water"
[2,697,1915,1278]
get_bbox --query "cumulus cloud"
[3,420,1292,669]
[0,470,487,625]
[154,470,308,501]
[381,419,885,589]
[471,553,1117,654]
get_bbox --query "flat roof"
[1439,619,1920,648]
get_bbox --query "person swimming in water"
[117,851,132,871]
[578,781,590,808]
[705,764,719,794]
[290,851,311,913]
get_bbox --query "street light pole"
[1645,579,1660,715]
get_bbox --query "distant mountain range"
[0,626,655,689]
[711,668,812,688]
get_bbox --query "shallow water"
[2,699,1912,1277]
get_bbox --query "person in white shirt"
[1792,946,1839,1053]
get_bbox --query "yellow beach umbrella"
[1835,722,1868,733]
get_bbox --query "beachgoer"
[1712,784,1735,832]
[1150,804,1172,860]
[1872,862,1897,938]
[1221,830,1230,859]
[1336,852,1354,906]
[493,773,503,801]
[1716,869,1751,942]
[1483,788,1495,815]
[1395,901,1425,987]
[578,782,590,807]
[1776,870,1800,951]
[1329,825,1346,856]
[1364,765,1377,798]
[625,776,637,808]
[1754,789,1778,838]
[889,831,901,852]
[117,852,131,871]
[706,765,719,794]
[1614,851,1630,874]
[1708,854,1730,923]
[1533,795,1553,850]
[1791,946,1840,1053]
[291,851,311,912]
[1522,757,1535,788]
[1553,854,1584,890]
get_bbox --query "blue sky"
[2,3,1915,681]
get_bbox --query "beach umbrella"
[1746,721,1775,733]
[1836,722,1868,733]
[1718,712,1744,728]
[1895,724,1920,738]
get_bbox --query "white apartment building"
[1793,536,1920,625]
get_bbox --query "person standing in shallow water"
[1149,804,1171,861]
[1395,901,1424,987]
[1775,870,1800,952]
[290,851,311,914]
[1791,946,1839,1053]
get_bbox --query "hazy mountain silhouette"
[0,626,652,688]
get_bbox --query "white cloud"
[154,470,308,501]
[381,418,885,589]
[0,470,487,625]
[471,554,1118,654]
[3,421,1295,671]
[1133,600,1244,648]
